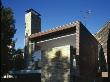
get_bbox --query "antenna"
[80,10,92,26]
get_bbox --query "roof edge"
[95,21,110,35]
[25,8,41,16]
[29,20,81,39]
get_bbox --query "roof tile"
[29,21,80,39]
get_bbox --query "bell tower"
[24,8,41,67]
[25,8,41,36]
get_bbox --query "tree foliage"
[1,3,16,77]
[13,49,25,70]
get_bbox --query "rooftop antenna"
[80,10,92,26]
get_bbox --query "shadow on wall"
[50,51,69,82]
[98,45,107,72]
[41,50,70,82]
[107,29,110,76]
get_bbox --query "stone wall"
[25,10,41,67]
[41,45,71,82]
[95,22,110,72]
[78,23,98,81]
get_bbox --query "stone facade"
[41,45,71,82]
[95,21,110,64]
[76,23,98,82]
[24,9,98,82]
[24,9,41,67]
[95,21,110,77]
[29,21,98,82]
[35,29,77,82]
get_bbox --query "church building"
[25,9,98,82]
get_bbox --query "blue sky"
[2,0,110,49]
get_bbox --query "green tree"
[1,2,16,77]
[13,49,25,70]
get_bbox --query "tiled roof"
[29,21,80,39]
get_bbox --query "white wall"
[37,33,76,50]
